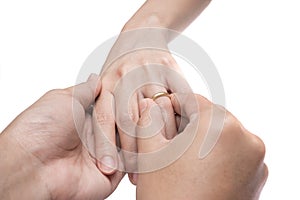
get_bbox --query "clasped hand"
[0,71,267,200]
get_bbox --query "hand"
[94,28,192,182]
[0,74,124,200]
[135,93,268,200]
[94,0,212,179]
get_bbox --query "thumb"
[66,73,101,110]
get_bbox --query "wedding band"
[152,92,170,101]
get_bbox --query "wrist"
[122,12,167,32]
[120,12,179,48]
[0,132,50,200]
[121,13,170,46]
[103,19,171,70]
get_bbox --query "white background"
[1,0,300,199]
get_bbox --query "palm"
[17,90,122,199]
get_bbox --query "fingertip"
[97,156,117,175]
[128,173,138,186]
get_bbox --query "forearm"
[122,0,212,32]
[102,0,211,71]
[0,132,49,200]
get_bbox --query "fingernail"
[132,173,138,184]
[99,156,116,173]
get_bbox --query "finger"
[137,98,167,152]
[170,93,224,159]
[102,152,126,199]
[164,66,193,94]
[154,97,177,139]
[116,93,139,173]
[93,90,118,175]
[170,93,203,119]
[128,173,138,186]
[175,114,189,133]
[66,73,101,110]
[136,99,169,174]
[107,152,126,190]
[141,85,177,139]
[80,113,96,157]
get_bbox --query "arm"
[123,0,212,32]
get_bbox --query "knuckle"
[95,112,115,125]
[118,111,135,125]
[220,112,244,139]
[95,142,116,155]
[224,111,240,130]
[160,56,173,67]
[116,64,131,77]
[219,110,266,162]
[249,134,266,160]
[130,108,139,123]
[117,111,137,133]
[138,114,151,127]
[141,59,151,67]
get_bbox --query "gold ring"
[152,92,170,101]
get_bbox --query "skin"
[135,93,268,200]
[0,80,268,199]
[95,0,212,182]
[0,1,268,198]
[0,74,123,200]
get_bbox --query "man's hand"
[0,74,124,200]
[135,93,268,200]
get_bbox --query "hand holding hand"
[94,29,191,181]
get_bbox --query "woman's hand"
[93,0,212,182]
[93,24,195,182]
